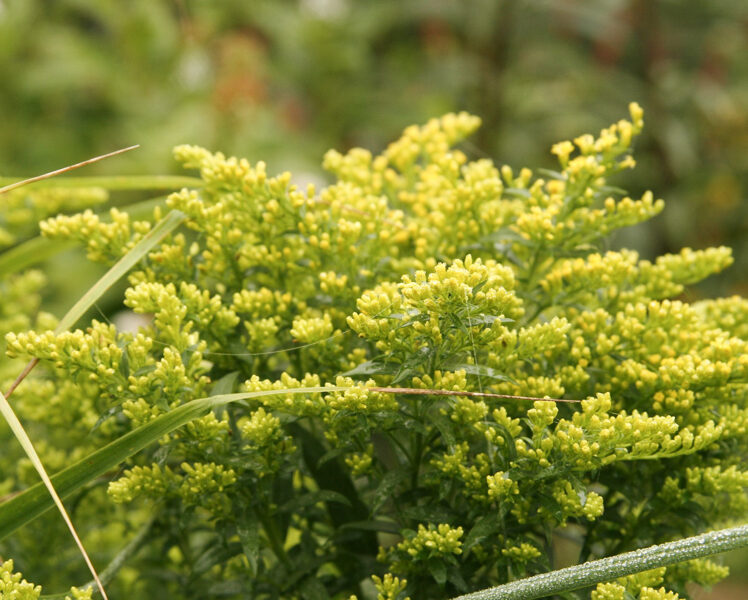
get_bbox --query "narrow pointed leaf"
[0,387,340,541]
[0,237,75,279]
[0,389,107,598]
[55,209,185,333]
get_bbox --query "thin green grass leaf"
[0,237,75,280]
[0,387,339,541]
[39,516,156,600]
[54,208,185,333]
[4,208,187,400]
[0,389,109,599]
[0,209,185,597]
[0,384,576,542]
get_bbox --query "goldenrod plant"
[1,105,746,599]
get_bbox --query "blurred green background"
[1,0,746,294]
[0,0,746,596]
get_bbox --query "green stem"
[40,516,157,599]
[255,506,290,568]
[451,524,748,600]
[36,517,156,599]
[521,247,546,299]
[385,431,412,462]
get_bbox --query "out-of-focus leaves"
[0,2,744,297]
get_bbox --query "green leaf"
[281,489,353,513]
[339,520,402,534]
[0,386,342,541]
[428,557,447,585]
[430,412,457,448]
[342,360,399,378]
[236,514,261,576]
[463,315,514,326]
[210,371,240,396]
[372,468,409,513]
[447,564,469,592]
[401,504,455,523]
[299,576,330,600]
[193,541,243,576]
[463,514,500,553]
[285,422,376,557]
[0,237,75,280]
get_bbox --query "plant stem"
[0,175,203,191]
[255,506,290,568]
[0,145,140,195]
[40,516,157,599]
[451,524,748,600]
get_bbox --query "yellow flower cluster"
[42,207,151,264]
[370,573,409,600]
[0,185,107,250]
[486,471,519,500]
[500,542,541,562]
[665,558,729,588]
[348,255,524,370]
[344,444,374,476]
[382,523,464,575]
[551,480,605,520]
[5,105,745,598]
[178,462,237,500]
[592,583,684,600]
[0,559,40,600]
[695,295,748,339]
[108,461,237,509]
[108,463,179,503]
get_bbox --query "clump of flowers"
[2,104,746,599]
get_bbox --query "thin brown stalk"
[4,358,38,400]
[0,146,142,600]
[370,387,579,403]
[0,145,139,195]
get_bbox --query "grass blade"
[4,209,186,400]
[0,384,577,542]
[4,208,186,400]
[0,389,109,599]
[54,209,185,333]
[0,387,340,541]
[0,209,185,596]
[39,516,156,600]
[0,238,76,280]
[0,146,139,195]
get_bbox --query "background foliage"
[0,0,746,294]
